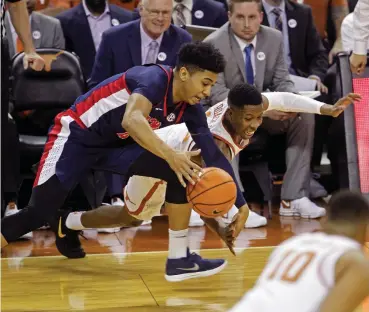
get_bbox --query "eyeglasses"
[143,7,172,18]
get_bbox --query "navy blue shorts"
[125,151,188,204]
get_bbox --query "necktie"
[144,41,159,64]
[272,8,283,33]
[16,37,24,53]
[174,3,186,27]
[244,44,254,85]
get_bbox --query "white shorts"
[123,175,167,221]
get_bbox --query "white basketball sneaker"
[222,205,267,228]
[189,210,205,227]
[279,197,326,219]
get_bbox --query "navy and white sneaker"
[165,249,227,282]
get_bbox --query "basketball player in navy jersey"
[1,42,251,264]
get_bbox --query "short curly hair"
[228,83,263,108]
[176,41,225,74]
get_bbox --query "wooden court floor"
[1,215,369,312]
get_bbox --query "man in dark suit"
[261,0,329,93]
[89,0,192,88]
[56,0,132,79]
[131,0,228,28]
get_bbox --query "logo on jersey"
[166,113,176,122]
[117,116,161,139]
[210,103,225,123]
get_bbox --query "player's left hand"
[229,204,249,239]
[23,52,45,71]
[320,93,362,117]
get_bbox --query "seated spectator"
[88,0,191,88]
[4,0,65,57]
[204,0,325,219]
[261,0,329,93]
[56,0,132,79]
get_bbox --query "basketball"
[186,167,237,218]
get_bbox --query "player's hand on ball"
[229,205,249,238]
[165,149,203,187]
[320,93,361,117]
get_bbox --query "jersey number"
[267,250,316,283]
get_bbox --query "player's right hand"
[165,149,203,187]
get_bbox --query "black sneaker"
[50,209,86,259]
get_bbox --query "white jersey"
[154,99,246,159]
[229,232,361,312]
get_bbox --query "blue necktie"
[244,44,254,85]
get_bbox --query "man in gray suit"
[5,0,65,57]
[203,0,325,219]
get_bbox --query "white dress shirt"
[82,0,111,51]
[342,13,369,52]
[353,0,369,55]
[140,22,163,64]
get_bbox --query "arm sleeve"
[262,92,324,114]
[183,104,247,208]
[125,66,169,105]
[353,0,369,55]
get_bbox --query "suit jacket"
[56,4,132,79]
[132,0,228,28]
[88,19,192,89]
[262,0,328,81]
[204,22,295,106]
[5,11,65,58]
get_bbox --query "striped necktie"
[174,3,186,27]
[144,41,159,64]
[272,8,283,33]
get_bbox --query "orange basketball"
[186,167,237,218]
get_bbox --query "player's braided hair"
[228,83,262,108]
[176,42,225,74]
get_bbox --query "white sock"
[168,229,188,259]
[65,212,85,230]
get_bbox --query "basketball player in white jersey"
[228,189,369,312]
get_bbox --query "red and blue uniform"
[34,64,246,208]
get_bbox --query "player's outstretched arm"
[318,250,369,312]
[262,92,361,117]
[122,93,202,187]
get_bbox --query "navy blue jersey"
[62,64,246,208]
